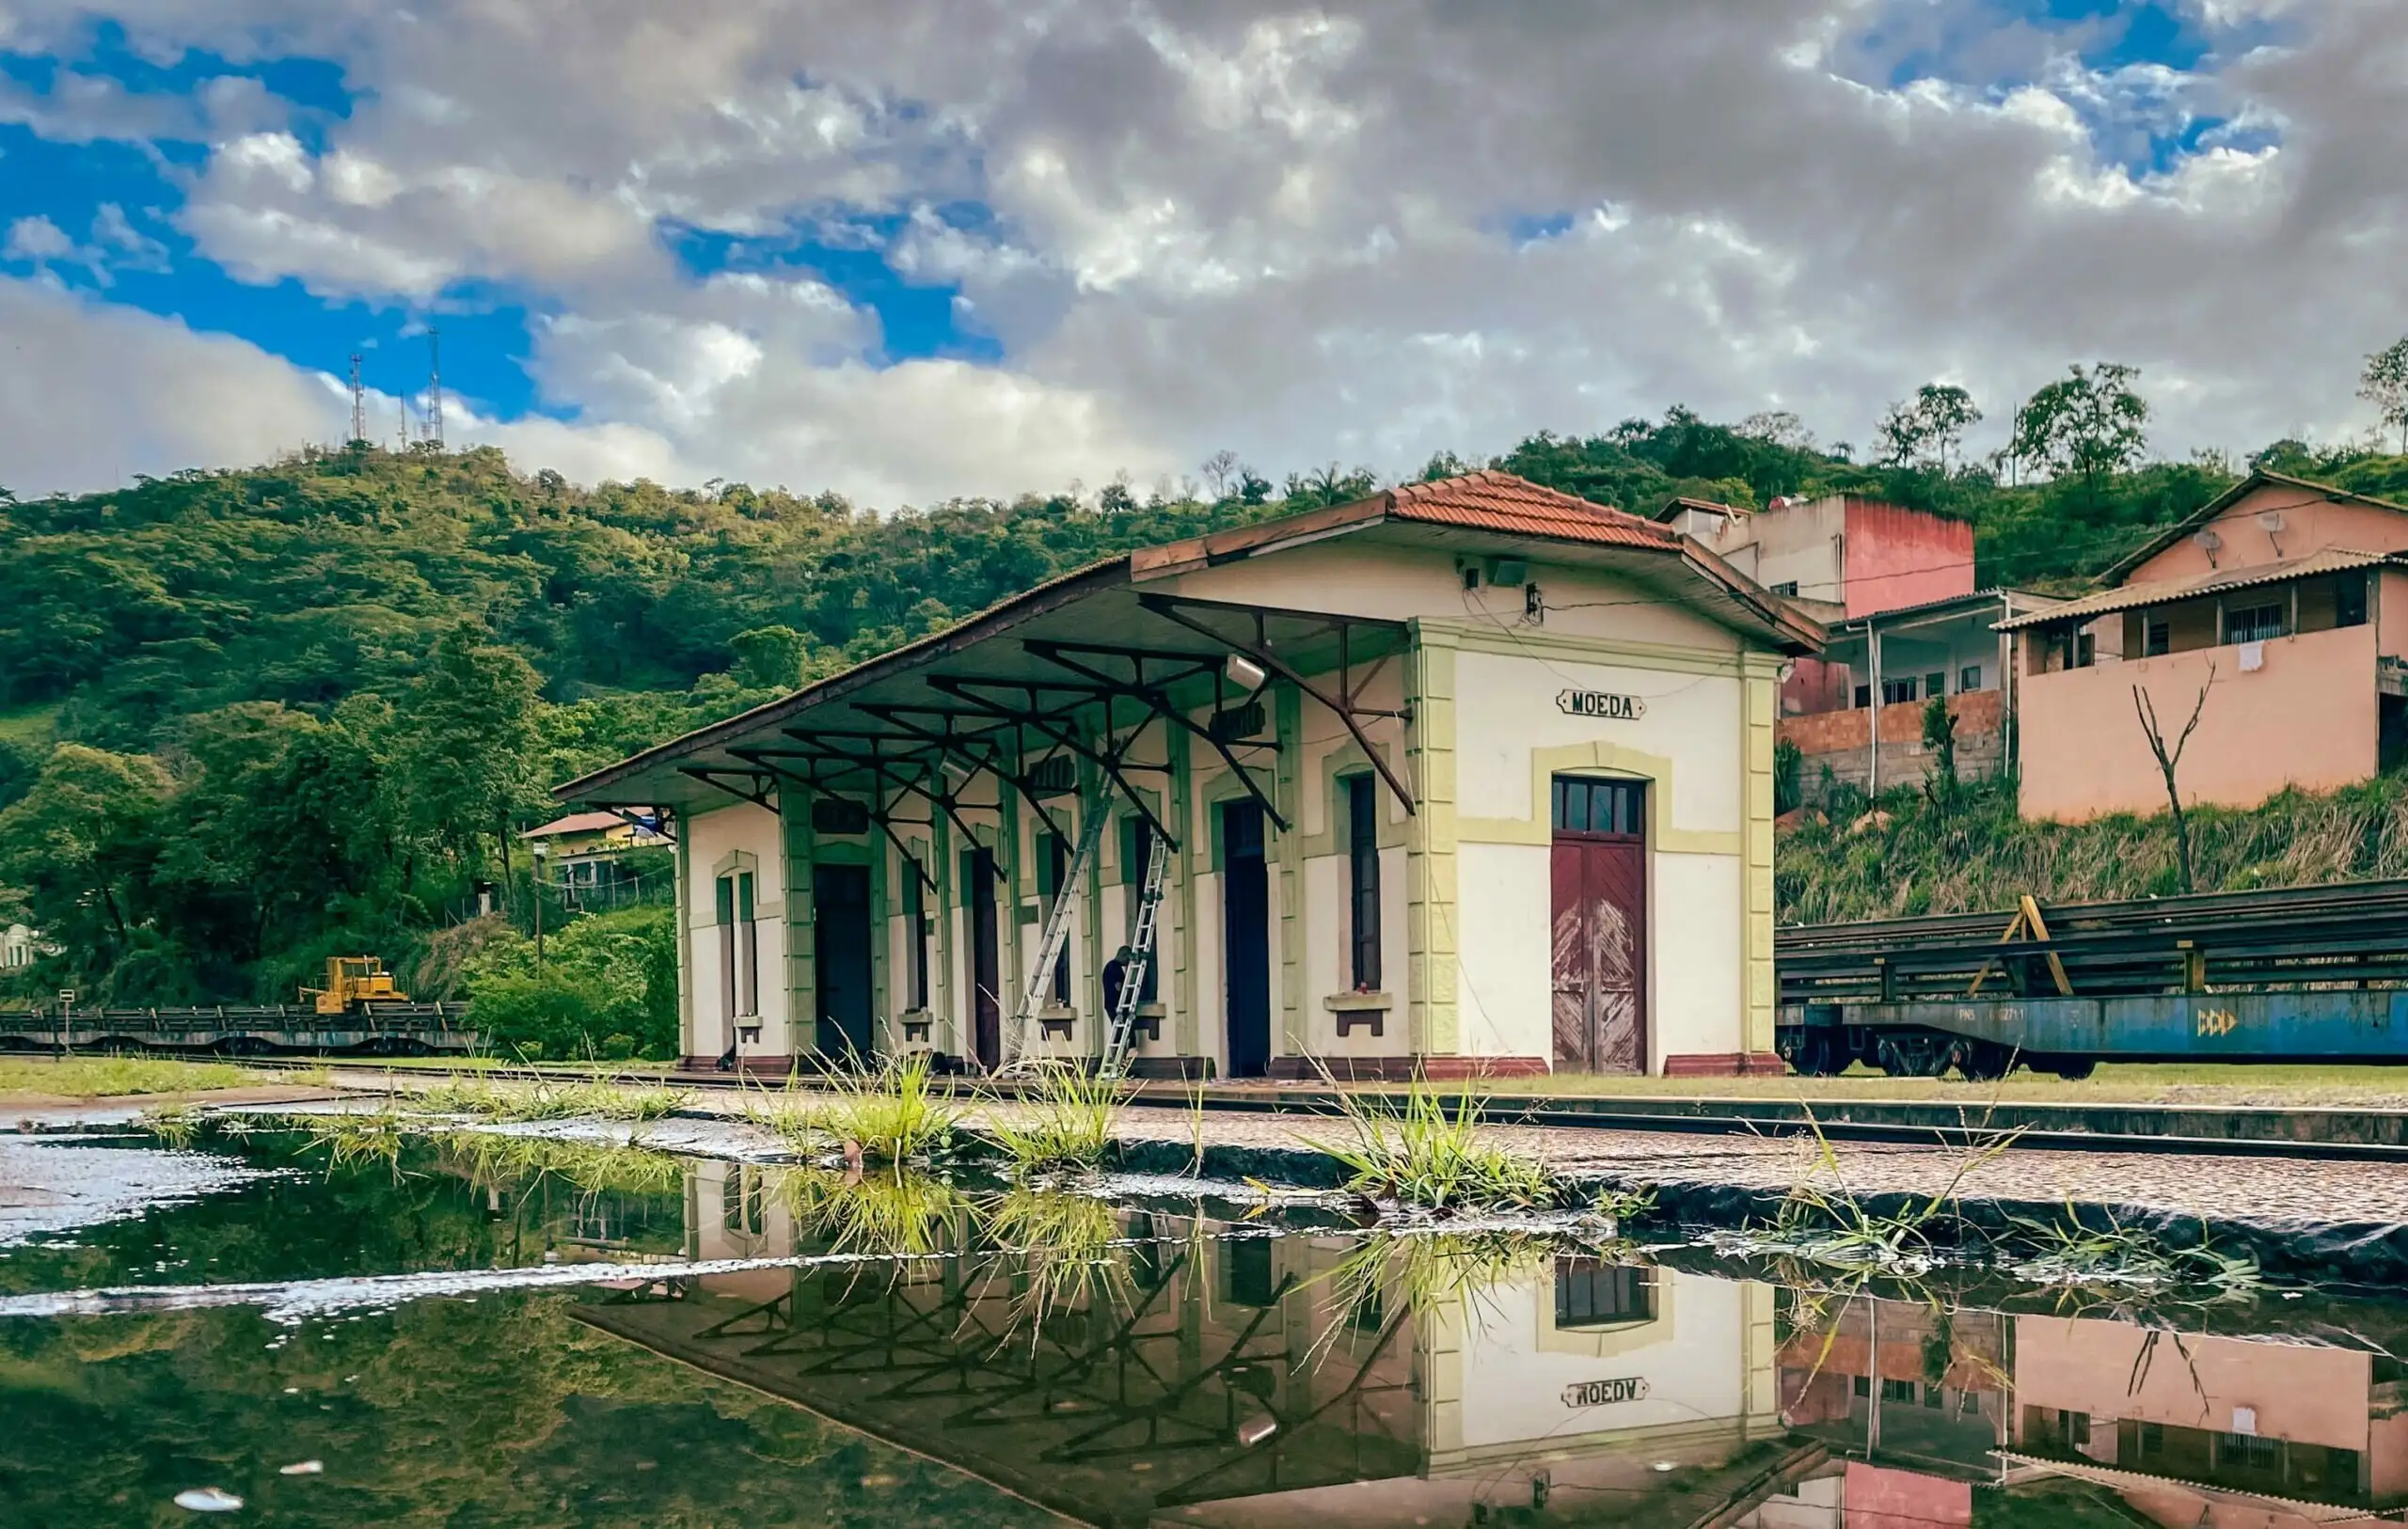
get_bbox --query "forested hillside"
[8,383,2408,1044]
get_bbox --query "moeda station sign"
[1556,689,1648,721]
[1561,1376,1651,1409]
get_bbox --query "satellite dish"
[2256,510,2286,530]
[2194,529,2224,551]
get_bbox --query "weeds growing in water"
[413,1073,693,1124]
[810,1056,958,1162]
[2004,1204,2261,1295]
[986,1066,1125,1174]
[982,1186,1135,1335]
[442,1130,688,1200]
[1723,1113,2020,1274]
[1304,1075,1556,1212]
[292,1105,409,1177]
[777,1164,968,1258]
[139,1102,204,1147]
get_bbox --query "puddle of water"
[2,1129,2405,1527]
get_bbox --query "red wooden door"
[1549,778,1647,1073]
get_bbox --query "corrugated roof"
[1994,547,2393,630]
[1384,470,1681,550]
[1831,586,2065,629]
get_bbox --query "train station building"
[555,470,1819,1078]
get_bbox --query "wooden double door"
[1549,777,1647,1074]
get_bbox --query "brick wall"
[1780,688,2005,801]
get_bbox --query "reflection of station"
[576,1161,1797,1527]
[555,472,1819,1079]
[1744,1293,2408,1528]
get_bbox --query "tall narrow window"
[715,874,737,1022]
[903,858,929,1011]
[2145,617,2170,656]
[1041,831,1070,1004]
[1345,775,1381,990]
[735,871,757,1017]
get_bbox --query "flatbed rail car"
[0,1003,477,1057]
[1775,879,2408,1078]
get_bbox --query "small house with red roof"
[555,471,1819,1079]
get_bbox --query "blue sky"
[0,1,2389,505]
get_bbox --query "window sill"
[1323,991,1390,1037]
[1038,1004,1077,1041]
[896,1009,936,1046]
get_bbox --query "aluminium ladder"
[1099,828,1172,1080]
[1001,802,1110,1072]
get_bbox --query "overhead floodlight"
[1225,653,1269,693]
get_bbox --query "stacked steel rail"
[1778,879,2408,1004]
[0,1002,473,1054]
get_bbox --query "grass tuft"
[986,1066,1125,1174]
[810,1055,958,1162]
[1304,1074,1555,1212]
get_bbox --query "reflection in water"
[7,1133,2408,1527]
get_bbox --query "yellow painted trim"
[1458,739,1744,856]
[1742,673,1778,1054]
[1405,623,1460,1054]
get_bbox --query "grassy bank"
[0,1055,264,1098]
[1777,775,2408,923]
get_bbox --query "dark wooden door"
[1222,802,1271,1079]
[967,847,1000,1070]
[814,865,874,1062]
[1549,778,1647,1073]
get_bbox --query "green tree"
[728,624,811,690]
[393,623,544,878]
[0,745,172,994]
[1875,385,1982,472]
[2007,362,2150,504]
[2360,337,2408,454]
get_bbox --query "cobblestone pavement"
[1090,1105,2408,1225]
[340,1075,2408,1227]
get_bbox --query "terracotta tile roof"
[1384,470,1680,550]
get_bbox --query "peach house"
[2003,472,2408,823]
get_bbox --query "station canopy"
[553,471,1822,857]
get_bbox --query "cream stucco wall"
[681,801,790,1059]
[1448,639,1766,1065]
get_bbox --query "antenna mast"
[425,325,445,450]
[348,353,367,447]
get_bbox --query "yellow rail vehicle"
[305,956,412,1017]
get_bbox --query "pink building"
[1661,494,2057,801]
[2003,471,2408,823]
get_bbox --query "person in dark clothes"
[1102,945,1133,1017]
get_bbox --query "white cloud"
[7,0,2408,502]
[4,215,77,262]
[0,276,347,495]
